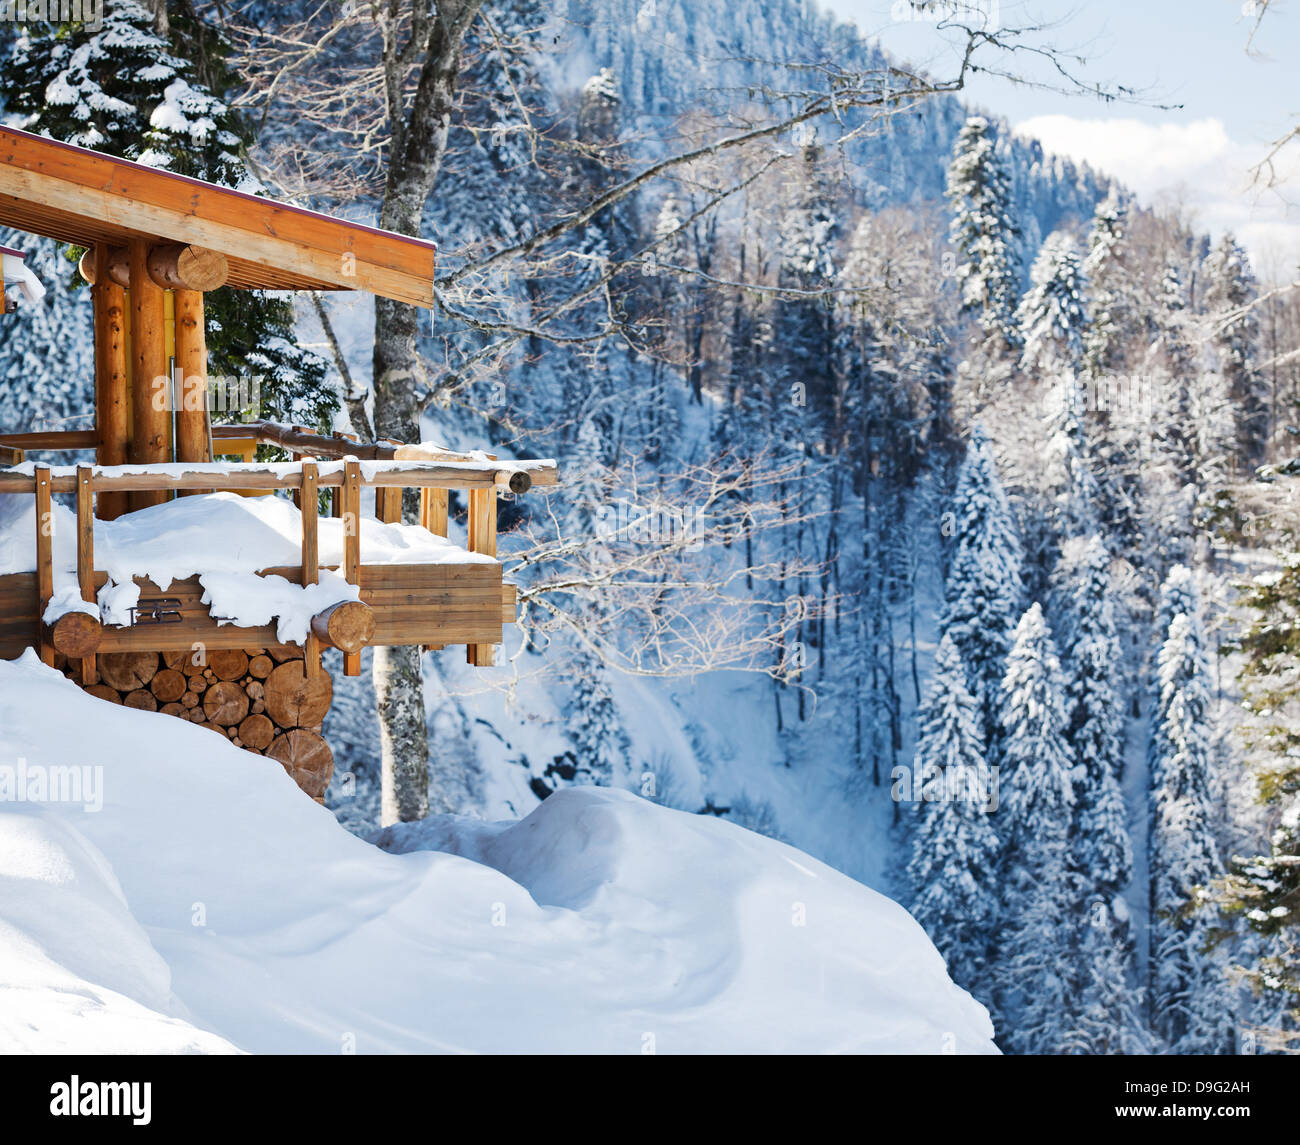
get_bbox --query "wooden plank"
[342,459,361,676]
[92,243,130,520]
[127,239,169,511]
[34,465,53,666]
[420,487,448,536]
[173,287,211,470]
[501,582,518,624]
[0,445,23,466]
[467,486,499,667]
[300,461,322,679]
[75,465,97,683]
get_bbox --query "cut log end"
[497,469,532,495]
[148,243,229,291]
[203,680,250,726]
[267,729,334,799]
[48,611,102,658]
[265,659,333,728]
[310,599,375,655]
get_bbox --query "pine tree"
[946,116,1022,355]
[6,0,333,433]
[906,633,1000,991]
[995,603,1077,1054]
[1203,233,1267,472]
[940,424,1025,741]
[1147,574,1234,1053]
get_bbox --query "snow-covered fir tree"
[946,116,1022,355]
[940,424,1025,741]
[1017,231,1089,379]
[567,653,629,785]
[1203,232,1266,472]
[995,602,1077,1054]
[1061,535,1145,1053]
[1221,548,1300,1046]
[1082,189,1135,379]
[1067,536,1132,901]
[0,233,94,435]
[906,632,1000,991]
[1147,572,1234,1053]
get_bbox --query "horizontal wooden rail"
[0,457,557,495]
[0,429,98,451]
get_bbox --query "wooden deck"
[0,431,557,677]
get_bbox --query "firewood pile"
[56,645,334,801]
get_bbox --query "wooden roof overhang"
[0,126,436,306]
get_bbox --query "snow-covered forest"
[1,0,1298,1058]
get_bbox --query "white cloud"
[1014,115,1300,273]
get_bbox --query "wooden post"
[174,288,211,473]
[34,465,53,666]
[75,465,97,684]
[92,244,129,520]
[419,487,448,652]
[127,239,169,511]
[467,486,498,667]
[342,459,362,677]
[300,461,322,679]
[420,487,448,536]
[376,485,402,524]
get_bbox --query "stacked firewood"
[57,646,334,801]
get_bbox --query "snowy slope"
[0,652,995,1054]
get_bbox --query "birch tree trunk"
[371,0,483,825]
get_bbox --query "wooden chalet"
[0,126,557,798]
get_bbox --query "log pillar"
[467,485,498,668]
[127,239,169,511]
[92,244,129,520]
[174,288,211,468]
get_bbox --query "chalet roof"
[0,126,437,307]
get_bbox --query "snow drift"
[0,653,995,1053]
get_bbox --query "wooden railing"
[2,432,558,678]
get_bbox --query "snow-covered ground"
[0,652,996,1054]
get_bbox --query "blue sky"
[819,0,1300,271]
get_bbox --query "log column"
[92,244,129,520]
[127,239,169,511]
[174,287,211,469]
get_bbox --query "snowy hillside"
[0,653,995,1054]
